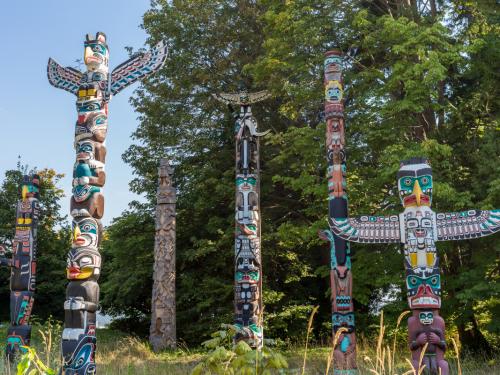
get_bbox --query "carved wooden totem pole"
[1,174,40,361]
[213,90,270,348]
[318,50,357,374]
[150,158,177,351]
[329,157,500,375]
[47,32,167,374]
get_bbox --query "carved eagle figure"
[47,37,167,97]
[328,158,500,257]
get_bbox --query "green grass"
[0,322,498,374]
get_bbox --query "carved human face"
[236,175,256,190]
[84,32,109,73]
[325,80,343,102]
[76,141,96,162]
[72,217,99,249]
[406,215,434,250]
[419,311,434,325]
[324,55,342,69]
[397,161,433,208]
[67,247,101,280]
[235,257,260,284]
[75,112,108,139]
[332,312,355,334]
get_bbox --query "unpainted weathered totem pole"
[48,32,167,373]
[318,50,357,374]
[329,157,500,374]
[150,158,177,351]
[1,174,41,361]
[213,90,270,349]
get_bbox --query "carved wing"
[213,90,270,106]
[47,58,83,95]
[436,209,500,241]
[328,215,401,243]
[110,40,168,96]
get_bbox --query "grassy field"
[0,322,498,374]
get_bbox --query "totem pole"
[213,90,270,348]
[318,50,357,373]
[3,174,41,361]
[47,32,167,373]
[329,157,500,374]
[150,158,176,351]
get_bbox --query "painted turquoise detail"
[340,335,351,353]
[15,300,29,324]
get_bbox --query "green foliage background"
[99,0,499,351]
[0,0,498,353]
[0,168,69,322]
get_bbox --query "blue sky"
[0,1,153,225]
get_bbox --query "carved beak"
[73,225,81,242]
[412,180,423,207]
[84,46,93,64]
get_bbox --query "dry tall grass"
[0,316,497,374]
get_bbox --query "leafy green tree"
[250,0,499,352]
[102,0,499,351]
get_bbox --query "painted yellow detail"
[426,253,435,267]
[22,185,28,200]
[412,180,423,206]
[409,253,418,267]
[73,225,81,242]
[67,267,93,280]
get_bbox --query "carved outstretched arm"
[110,40,168,96]
[328,215,401,243]
[47,58,83,95]
[436,209,500,241]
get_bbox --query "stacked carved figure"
[318,50,357,374]
[329,157,500,374]
[149,159,177,351]
[48,32,167,374]
[214,90,270,348]
[1,175,40,361]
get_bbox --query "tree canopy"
[99,0,499,351]
[0,0,497,353]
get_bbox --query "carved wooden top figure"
[329,158,499,252]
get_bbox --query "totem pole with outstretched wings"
[329,157,500,375]
[48,32,167,374]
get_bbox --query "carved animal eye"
[421,219,432,228]
[421,177,429,184]
[429,276,440,287]
[404,178,413,186]
[407,219,418,228]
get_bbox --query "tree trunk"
[149,158,177,351]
